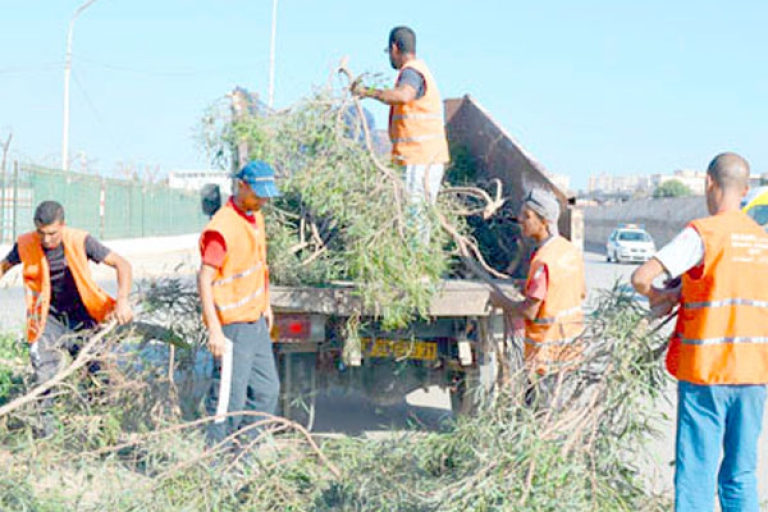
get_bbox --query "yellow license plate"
[361,338,438,361]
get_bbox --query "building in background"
[168,169,231,195]
[587,173,654,196]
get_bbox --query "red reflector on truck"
[273,314,311,341]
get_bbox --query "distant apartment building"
[587,173,653,195]
[168,169,232,195]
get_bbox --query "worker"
[198,160,281,452]
[632,152,768,512]
[354,25,450,241]
[490,188,585,408]
[0,200,133,436]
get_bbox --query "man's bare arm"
[357,83,417,105]
[490,290,543,322]
[102,251,133,324]
[198,264,226,358]
[632,257,680,317]
[0,260,16,281]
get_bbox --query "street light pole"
[268,0,278,109]
[62,0,99,171]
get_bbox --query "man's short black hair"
[34,200,65,226]
[389,26,416,54]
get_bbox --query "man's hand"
[648,283,681,319]
[208,327,227,359]
[350,78,369,98]
[112,297,133,325]
[489,289,507,309]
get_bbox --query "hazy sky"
[1,0,766,189]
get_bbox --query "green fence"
[0,163,208,243]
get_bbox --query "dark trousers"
[28,315,99,435]
[29,315,99,392]
[206,318,280,448]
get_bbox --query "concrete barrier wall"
[584,197,708,252]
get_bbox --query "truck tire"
[450,320,498,417]
[277,352,317,432]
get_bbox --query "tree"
[653,179,691,198]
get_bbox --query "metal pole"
[0,161,7,243]
[268,0,278,109]
[12,162,18,241]
[62,0,99,171]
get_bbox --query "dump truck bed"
[271,280,519,317]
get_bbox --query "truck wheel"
[277,352,317,432]
[450,321,498,417]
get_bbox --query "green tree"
[653,179,692,198]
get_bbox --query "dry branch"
[0,319,118,419]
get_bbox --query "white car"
[606,226,656,264]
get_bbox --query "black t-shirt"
[5,235,111,327]
[397,68,426,99]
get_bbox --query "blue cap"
[234,160,281,198]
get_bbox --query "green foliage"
[445,145,479,186]
[652,179,691,198]
[0,333,26,406]
[201,91,467,329]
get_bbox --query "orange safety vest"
[668,210,768,385]
[200,202,269,325]
[524,236,586,375]
[18,227,115,344]
[388,59,450,166]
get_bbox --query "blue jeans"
[675,380,766,512]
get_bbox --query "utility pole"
[268,0,278,110]
[62,0,99,171]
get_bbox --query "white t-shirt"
[653,227,705,279]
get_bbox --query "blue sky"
[1,0,766,189]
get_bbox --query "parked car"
[742,186,768,231]
[606,224,656,264]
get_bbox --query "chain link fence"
[0,163,208,243]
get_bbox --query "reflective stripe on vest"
[215,287,264,313]
[524,336,582,347]
[391,134,446,144]
[390,113,443,121]
[681,336,768,346]
[212,262,263,287]
[682,298,768,309]
[530,306,583,325]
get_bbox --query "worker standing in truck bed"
[354,25,450,242]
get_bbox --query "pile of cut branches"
[200,80,505,330]
[0,283,672,511]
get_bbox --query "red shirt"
[526,264,548,301]
[200,198,257,268]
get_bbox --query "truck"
[205,93,582,429]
